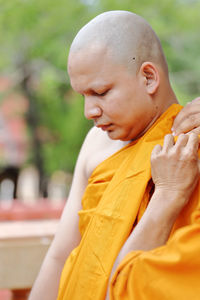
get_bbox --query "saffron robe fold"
[110,209,200,300]
[57,104,200,300]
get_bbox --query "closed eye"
[97,90,109,97]
[80,88,110,98]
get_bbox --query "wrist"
[154,186,189,205]
[150,188,188,222]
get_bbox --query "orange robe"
[57,104,200,300]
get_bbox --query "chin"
[106,130,118,140]
[107,130,129,141]
[107,132,117,140]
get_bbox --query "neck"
[161,87,179,113]
[133,87,178,142]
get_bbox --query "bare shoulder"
[83,127,128,178]
[43,127,127,263]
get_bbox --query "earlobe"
[140,62,160,95]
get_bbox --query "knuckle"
[190,132,199,139]
[151,150,158,159]
[179,120,191,132]
[165,133,172,139]
[151,151,159,160]
[189,133,199,146]
[191,128,200,135]
[182,149,197,161]
[151,150,163,162]
[178,133,186,139]
[175,134,188,147]
[164,134,173,143]
[188,114,197,123]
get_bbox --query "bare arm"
[106,133,200,299]
[29,129,93,300]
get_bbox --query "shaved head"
[69,10,168,74]
[68,10,177,141]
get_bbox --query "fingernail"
[171,127,176,136]
[172,131,176,136]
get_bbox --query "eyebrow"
[80,84,111,95]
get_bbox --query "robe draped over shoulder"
[110,196,200,300]
[57,104,200,300]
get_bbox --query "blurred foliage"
[0,0,200,176]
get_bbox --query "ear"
[139,62,160,95]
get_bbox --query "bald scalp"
[69,10,168,75]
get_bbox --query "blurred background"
[0,0,200,299]
[0,0,200,204]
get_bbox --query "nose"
[84,96,102,120]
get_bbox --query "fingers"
[173,134,189,151]
[162,134,174,152]
[172,99,200,135]
[186,132,200,154]
[151,144,162,156]
[185,127,200,136]
[172,133,199,162]
[172,103,191,133]
[152,133,182,156]
[173,113,200,136]
[152,133,199,157]
[151,134,174,158]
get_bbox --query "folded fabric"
[57,104,199,300]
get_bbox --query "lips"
[97,124,112,131]
[101,125,111,131]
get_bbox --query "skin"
[172,97,200,135]
[70,11,169,76]
[69,46,160,141]
[29,11,200,300]
[68,45,176,141]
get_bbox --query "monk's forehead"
[68,43,132,94]
[68,43,114,74]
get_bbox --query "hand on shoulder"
[172,97,200,135]
[151,133,200,210]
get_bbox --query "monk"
[29,11,200,300]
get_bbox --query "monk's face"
[68,45,157,141]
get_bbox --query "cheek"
[124,103,149,128]
[102,97,122,117]
[104,87,138,120]
[109,91,131,113]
